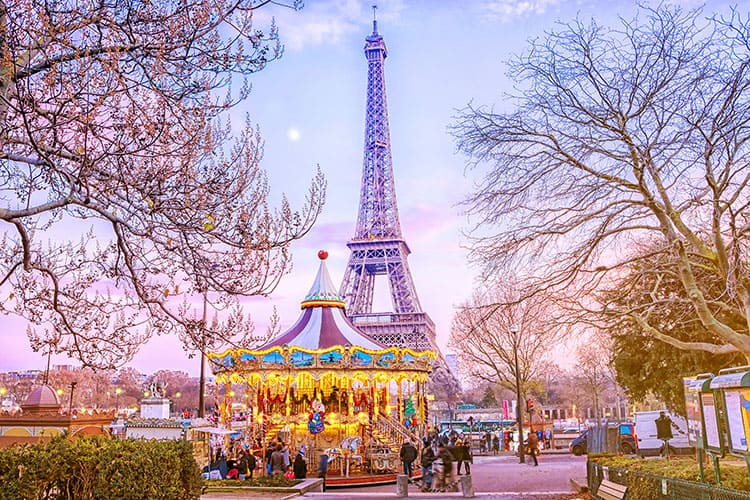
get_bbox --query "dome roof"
[21,384,62,410]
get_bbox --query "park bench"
[595,478,627,500]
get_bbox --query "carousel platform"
[326,470,422,488]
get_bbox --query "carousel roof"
[262,250,385,351]
[207,250,436,378]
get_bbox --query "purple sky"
[4,0,741,376]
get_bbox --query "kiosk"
[706,366,750,479]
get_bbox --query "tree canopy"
[0,0,325,369]
[452,5,750,360]
[604,247,745,411]
[449,281,567,398]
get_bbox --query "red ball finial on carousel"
[318,250,329,260]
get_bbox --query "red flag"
[503,400,509,419]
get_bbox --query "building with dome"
[0,384,112,447]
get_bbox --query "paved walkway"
[201,453,588,500]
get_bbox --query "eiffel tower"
[340,15,459,395]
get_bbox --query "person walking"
[419,438,436,492]
[436,442,456,492]
[527,431,539,466]
[399,440,418,478]
[459,439,472,474]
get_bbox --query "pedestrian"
[270,444,286,475]
[492,434,500,454]
[265,442,274,476]
[436,442,456,492]
[318,452,329,491]
[282,442,290,470]
[399,440,418,478]
[527,431,539,466]
[294,450,307,479]
[245,449,257,480]
[419,438,436,492]
[460,439,472,474]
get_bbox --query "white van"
[634,410,693,457]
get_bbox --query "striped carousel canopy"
[207,250,436,378]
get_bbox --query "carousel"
[207,250,435,485]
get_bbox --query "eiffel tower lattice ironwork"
[340,17,459,393]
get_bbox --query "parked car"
[618,422,637,454]
[568,423,637,456]
[569,430,588,456]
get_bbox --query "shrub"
[205,475,299,488]
[0,436,202,500]
[590,454,750,493]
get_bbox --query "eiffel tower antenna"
[340,15,459,395]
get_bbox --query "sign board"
[700,392,722,452]
[683,375,712,447]
[723,388,750,456]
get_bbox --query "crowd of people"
[203,437,325,484]
[404,428,542,492]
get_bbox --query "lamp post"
[511,324,525,464]
[198,289,208,418]
[115,387,122,415]
[68,381,77,416]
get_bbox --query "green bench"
[596,478,627,500]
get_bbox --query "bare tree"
[449,282,567,402]
[575,339,611,423]
[0,0,326,369]
[452,5,750,359]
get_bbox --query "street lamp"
[511,324,525,464]
[68,381,77,416]
[115,387,122,414]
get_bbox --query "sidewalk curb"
[569,477,589,493]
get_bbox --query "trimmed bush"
[590,454,750,493]
[0,436,202,500]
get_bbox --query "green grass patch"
[590,453,750,492]
[204,475,300,488]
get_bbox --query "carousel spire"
[261,250,385,350]
[301,250,346,309]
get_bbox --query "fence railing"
[588,461,750,500]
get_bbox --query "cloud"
[480,0,564,22]
[256,0,406,51]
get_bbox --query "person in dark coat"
[318,453,329,491]
[436,442,456,491]
[419,439,436,491]
[527,431,539,466]
[399,440,418,478]
[293,451,307,479]
[242,450,257,480]
[265,442,274,476]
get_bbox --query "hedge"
[0,436,202,500]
